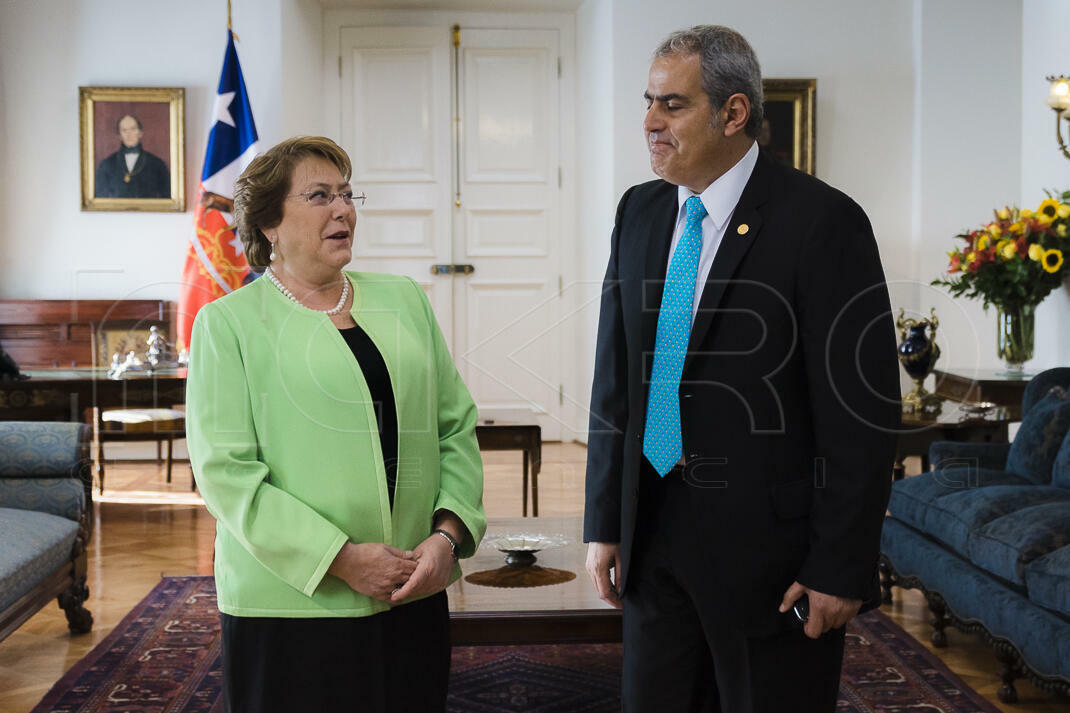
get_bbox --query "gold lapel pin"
[737,223,750,236]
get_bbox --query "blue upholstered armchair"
[880,367,1070,703]
[0,422,94,642]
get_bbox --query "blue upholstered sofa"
[880,367,1070,703]
[0,422,93,642]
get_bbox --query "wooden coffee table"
[447,516,621,645]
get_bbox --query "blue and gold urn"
[896,308,942,414]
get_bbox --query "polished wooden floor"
[0,446,1065,712]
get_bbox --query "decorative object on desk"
[465,534,574,588]
[106,328,181,378]
[26,576,1006,713]
[896,308,942,414]
[932,192,1070,375]
[1045,74,1070,160]
[958,401,998,420]
[487,533,568,566]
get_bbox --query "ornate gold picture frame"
[79,86,185,212]
[760,78,816,176]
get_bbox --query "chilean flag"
[177,29,259,352]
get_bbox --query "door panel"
[455,29,561,439]
[340,27,453,332]
[339,25,563,439]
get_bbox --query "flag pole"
[227,0,232,30]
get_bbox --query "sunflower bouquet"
[933,190,1070,310]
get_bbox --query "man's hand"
[389,534,456,604]
[328,542,418,603]
[779,581,861,640]
[585,542,623,609]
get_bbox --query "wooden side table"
[475,410,542,517]
[933,368,1032,420]
[895,400,1013,480]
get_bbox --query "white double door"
[339,25,563,440]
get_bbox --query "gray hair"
[654,25,764,139]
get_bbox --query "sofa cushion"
[1025,545,1070,617]
[966,502,1070,585]
[0,422,89,478]
[0,478,85,521]
[887,469,1033,532]
[1006,386,1070,485]
[0,507,79,612]
[1053,427,1070,490]
[922,485,1070,552]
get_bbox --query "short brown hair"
[654,26,764,139]
[233,136,353,268]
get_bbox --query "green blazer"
[186,271,486,617]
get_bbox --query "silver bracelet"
[433,529,459,561]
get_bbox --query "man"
[95,114,171,198]
[584,26,899,712]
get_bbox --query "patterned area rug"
[31,576,1000,713]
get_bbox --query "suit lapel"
[683,155,772,372]
[640,186,680,375]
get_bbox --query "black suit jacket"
[95,149,171,199]
[583,151,900,635]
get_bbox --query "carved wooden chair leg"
[878,558,895,604]
[57,578,93,634]
[925,592,950,647]
[995,644,1021,704]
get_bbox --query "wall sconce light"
[1046,75,1070,160]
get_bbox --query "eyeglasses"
[286,189,366,207]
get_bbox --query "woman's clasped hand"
[327,533,457,604]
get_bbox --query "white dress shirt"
[665,141,759,324]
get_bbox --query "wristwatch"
[433,529,459,561]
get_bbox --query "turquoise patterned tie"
[643,195,708,476]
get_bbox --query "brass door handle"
[430,264,475,275]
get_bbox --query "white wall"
[574,0,615,442]
[912,0,1023,374]
[0,0,320,302]
[1021,0,1070,369]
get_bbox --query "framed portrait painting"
[760,79,816,176]
[79,86,185,212]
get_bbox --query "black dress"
[220,323,450,713]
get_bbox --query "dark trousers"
[621,461,845,713]
[221,590,450,713]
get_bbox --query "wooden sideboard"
[0,300,177,369]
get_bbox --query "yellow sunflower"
[1059,204,1070,219]
[1002,241,1018,260]
[1028,243,1045,261]
[1037,198,1060,225]
[1043,248,1065,273]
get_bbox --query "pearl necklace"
[264,266,350,315]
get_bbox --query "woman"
[186,136,486,713]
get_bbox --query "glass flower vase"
[996,304,1035,375]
